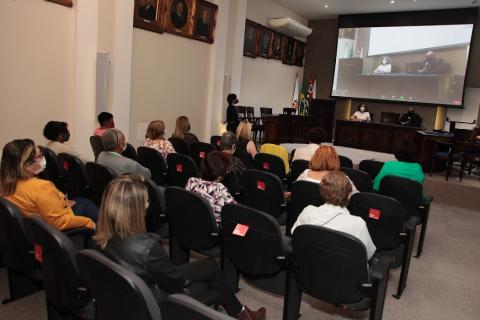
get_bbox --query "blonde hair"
[173,116,190,139]
[309,145,340,172]
[94,175,148,249]
[236,120,253,141]
[0,139,36,196]
[145,120,166,140]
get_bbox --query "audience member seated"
[94,175,265,320]
[399,107,422,127]
[144,120,176,160]
[97,129,151,178]
[373,140,424,191]
[291,170,376,260]
[220,131,246,176]
[185,151,236,225]
[292,127,327,161]
[236,120,257,161]
[297,145,359,194]
[350,103,371,122]
[43,121,89,163]
[171,116,199,147]
[94,112,115,137]
[0,139,96,230]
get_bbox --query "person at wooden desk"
[399,107,422,127]
[350,103,371,122]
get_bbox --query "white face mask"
[32,156,47,175]
[360,107,366,112]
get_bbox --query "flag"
[299,77,308,116]
[292,73,299,110]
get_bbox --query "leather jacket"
[101,233,188,303]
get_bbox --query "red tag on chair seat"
[232,224,249,237]
[63,161,69,170]
[34,244,43,262]
[216,140,221,146]
[262,162,270,170]
[199,151,205,158]
[369,208,381,220]
[257,181,266,191]
[176,164,183,172]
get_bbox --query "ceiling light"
[390,0,395,3]
[324,4,329,8]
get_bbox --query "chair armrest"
[404,216,419,232]
[422,194,433,205]
[370,256,391,283]
[281,235,293,255]
[63,227,93,237]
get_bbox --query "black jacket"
[226,105,239,132]
[101,233,187,303]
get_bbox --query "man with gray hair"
[97,128,151,178]
[221,131,246,175]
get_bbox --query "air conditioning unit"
[268,18,312,39]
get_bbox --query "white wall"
[0,0,75,150]
[445,87,480,130]
[240,0,306,115]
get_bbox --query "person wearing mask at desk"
[399,107,422,127]
[350,104,371,122]
[373,56,392,74]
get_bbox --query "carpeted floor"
[1,175,479,319]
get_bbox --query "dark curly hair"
[43,121,68,141]
[200,150,232,181]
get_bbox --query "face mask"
[360,107,365,112]
[32,156,47,175]
[235,99,239,105]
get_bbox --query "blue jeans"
[72,197,99,222]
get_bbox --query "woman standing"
[226,93,239,133]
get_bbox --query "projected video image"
[331,25,474,106]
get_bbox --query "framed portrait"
[46,0,73,7]
[258,27,275,58]
[282,37,295,65]
[293,41,306,67]
[192,0,218,43]
[270,32,284,60]
[243,20,261,58]
[163,0,195,38]
[134,0,163,33]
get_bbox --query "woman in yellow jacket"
[0,139,96,230]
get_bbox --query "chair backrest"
[144,178,165,233]
[77,250,161,320]
[0,198,37,270]
[85,162,117,205]
[233,149,253,169]
[358,160,384,180]
[379,176,423,220]
[89,136,104,161]
[287,181,323,235]
[168,137,190,156]
[246,107,255,118]
[290,160,309,182]
[222,171,241,200]
[190,142,215,167]
[122,143,138,161]
[38,146,66,192]
[339,155,353,168]
[292,225,369,304]
[221,204,285,275]
[58,153,91,199]
[340,167,372,192]
[283,108,296,115]
[137,147,168,186]
[381,112,400,124]
[165,187,219,251]
[242,170,285,219]
[23,216,90,308]
[210,136,222,150]
[162,294,235,320]
[166,153,199,187]
[348,193,404,250]
[237,106,247,118]
[260,144,290,173]
[254,152,286,180]
[260,107,272,116]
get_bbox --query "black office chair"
[221,204,291,305]
[162,294,236,320]
[165,187,221,266]
[260,107,272,116]
[58,153,92,199]
[38,146,66,193]
[288,160,309,185]
[242,170,287,225]
[341,167,372,192]
[348,192,417,299]
[0,198,42,303]
[254,153,286,181]
[283,108,296,115]
[137,146,169,186]
[85,162,117,206]
[144,178,167,235]
[285,225,391,320]
[380,176,432,258]
[169,137,191,156]
[210,136,222,150]
[190,142,215,168]
[222,171,242,201]
[89,135,104,161]
[381,112,400,124]
[122,143,138,162]
[233,149,253,169]
[237,106,247,119]
[23,216,94,319]
[286,181,323,236]
[339,155,354,168]
[359,160,384,180]
[166,153,199,187]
